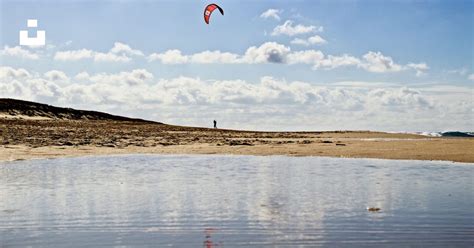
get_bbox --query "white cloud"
[260,9,282,21]
[360,51,403,73]
[84,69,154,86]
[2,66,470,131]
[291,35,327,46]
[271,20,321,36]
[367,87,432,111]
[306,35,327,44]
[149,42,292,65]
[407,63,429,77]
[290,38,308,46]
[286,50,361,70]
[110,42,144,56]
[93,52,130,62]
[44,70,68,81]
[148,49,188,64]
[191,51,240,64]
[53,42,142,62]
[149,50,242,64]
[54,49,94,61]
[357,53,430,75]
[0,66,30,79]
[314,54,361,70]
[287,50,324,65]
[243,42,291,63]
[0,67,61,102]
[74,71,90,81]
[0,46,40,60]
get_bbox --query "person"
[213,120,217,129]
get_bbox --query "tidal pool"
[0,155,473,247]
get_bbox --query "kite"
[204,4,224,24]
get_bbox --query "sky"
[0,0,472,131]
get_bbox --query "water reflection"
[203,228,221,248]
[0,155,473,247]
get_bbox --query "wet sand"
[1,118,473,163]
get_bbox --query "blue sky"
[0,0,473,131]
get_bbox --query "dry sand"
[1,118,473,163]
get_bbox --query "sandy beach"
[2,117,473,163]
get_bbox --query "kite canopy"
[204,3,224,24]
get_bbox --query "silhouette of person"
[213,120,217,129]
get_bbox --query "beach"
[2,117,473,163]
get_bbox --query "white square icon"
[20,19,46,46]
[27,19,38,28]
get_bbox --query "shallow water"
[0,155,473,247]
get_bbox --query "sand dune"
[0,98,154,122]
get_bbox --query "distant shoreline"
[1,98,473,163]
[1,118,473,163]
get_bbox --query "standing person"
[213,120,217,129]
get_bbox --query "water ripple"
[1,155,473,247]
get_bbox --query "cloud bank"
[148,42,428,74]
[1,41,429,76]
[1,66,470,131]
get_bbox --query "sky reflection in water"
[1,155,473,247]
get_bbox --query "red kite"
[204,4,224,24]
